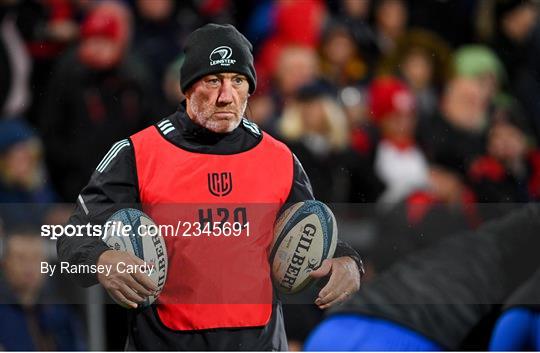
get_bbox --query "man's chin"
[204,120,240,134]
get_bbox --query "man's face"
[185,73,250,133]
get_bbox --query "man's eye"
[206,79,220,85]
[233,77,245,85]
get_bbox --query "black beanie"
[180,23,257,94]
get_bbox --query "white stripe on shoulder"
[242,118,261,136]
[157,119,171,128]
[96,139,129,172]
[162,126,175,135]
[159,121,173,130]
[96,140,130,173]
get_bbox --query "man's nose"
[217,80,234,104]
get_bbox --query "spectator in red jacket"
[39,1,157,201]
[368,76,429,207]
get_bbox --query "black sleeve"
[56,140,140,287]
[285,154,365,277]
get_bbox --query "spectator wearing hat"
[0,119,62,227]
[453,44,533,138]
[0,119,54,204]
[368,76,429,207]
[39,1,158,202]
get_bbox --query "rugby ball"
[270,200,338,294]
[101,208,168,307]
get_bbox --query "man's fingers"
[126,275,154,297]
[309,259,332,278]
[111,289,138,309]
[129,253,147,266]
[316,266,345,301]
[119,283,146,304]
[318,291,350,310]
[132,271,158,292]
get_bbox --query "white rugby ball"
[101,208,168,307]
[270,200,338,294]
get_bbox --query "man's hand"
[97,250,158,309]
[310,257,361,309]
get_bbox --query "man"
[57,23,362,350]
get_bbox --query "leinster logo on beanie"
[180,24,257,94]
[210,46,235,66]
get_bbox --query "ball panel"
[271,201,338,294]
[102,208,168,307]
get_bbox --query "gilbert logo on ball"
[209,46,236,66]
[270,201,338,294]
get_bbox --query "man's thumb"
[309,259,332,278]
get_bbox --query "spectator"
[419,77,488,175]
[271,45,320,114]
[455,45,506,104]
[254,0,326,93]
[332,0,379,68]
[39,1,157,201]
[491,0,538,84]
[318,22,370,89]
[453,44,534,140]
[16,0,89,124]
[278,81,383,203]
[133,0,190,115]
[378,29,453,123]
[0,228,86,350]
[0,119,54,203]
[489,0,540,140]
[278,82,351,202]
[368,77,429,207]
[0,119,60,227]
[371,0,408,56]
[468,119,540,203]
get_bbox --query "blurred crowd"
[0,0,539,350]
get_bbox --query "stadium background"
[0,0,539,350]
